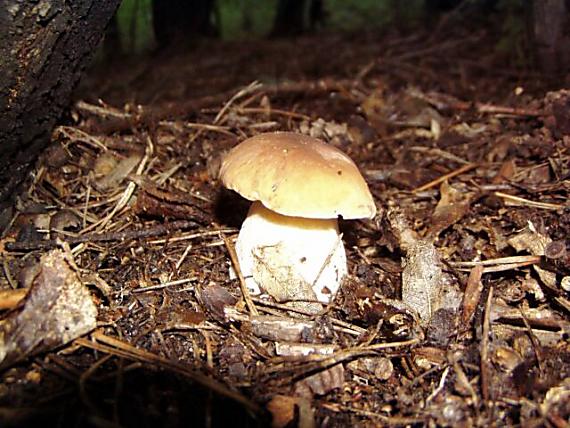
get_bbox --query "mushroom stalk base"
[235,201,347,304]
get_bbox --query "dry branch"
[5,220,201,251]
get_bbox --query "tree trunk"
[104,13,123,62]
[532,0,567,74]
[308,0,325,31]
[271,0,307,37]
[152,0,218,47]
[0,0,121,208]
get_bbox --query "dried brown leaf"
[199,283,238,321]
[508,225,551,256]
[492,159,517,183]
[95,152,141,190]
[428,180,472,238]
[0,250,97,369]
[460,264,483,326]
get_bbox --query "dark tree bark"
[104,13,123,62]
[0,1,121,208]
[271,0,325,36]
[423,0,498,25]
[152,0,218,47]
[532,0,567,74]
[271,0,307,37]
[308,0,325,31]
[424,0,463,18]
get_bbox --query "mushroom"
[219,132,376,307]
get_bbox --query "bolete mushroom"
[219,132,376,306]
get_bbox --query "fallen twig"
[5,220,201,251]
[264,337,421,380]
[481,287,493,404]
[321,402,425,426]
[221,233,259,316]
[494,192,566,210]
[412,90,545,117]
[449,255,542,273]
[449,255,542,267]
[413,163,477,193]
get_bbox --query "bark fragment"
[0,0,121,207]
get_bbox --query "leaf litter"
[0,28,569,427]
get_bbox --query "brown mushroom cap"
[219,132,376,219]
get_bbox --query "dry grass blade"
[95,152,149,232]
[214,81,263,125]
[56,126,108,151]
[250,297,367,336]
[237,107,311,120]
[75,100,130,119]
[131,277,197,293]
[321,402,425,425]
[264,338,420,378]
[449,255,542,267]
[472,263,539,273]
[413,163,478,193]
[149,228,237,245]
[449,255,541,273]
[409,146,470,165]
[494,192,567,210]
[481,287,493,404]
[5,220,202,251]
[221,233,259,316]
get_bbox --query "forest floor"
[1,23,569,428]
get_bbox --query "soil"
[1,24,569,428]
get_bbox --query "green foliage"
[111,0,533,55]
[217,0,278,39]
[215,0,425,38]
[326,0,424,32]
[215,0,282,39]
[116,0,155,53]
[111,0,427,49]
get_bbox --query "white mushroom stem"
[235,201,347,304]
